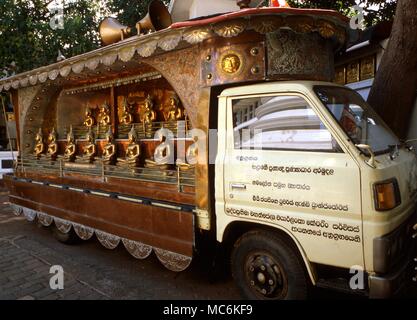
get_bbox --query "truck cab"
[215,81,417,299]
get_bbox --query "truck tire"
[51,225,79,245]
[231,230,308,300]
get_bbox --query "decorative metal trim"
[101,54,118,66]
[86,58,100,71]
[154,247,192,272]
[158,35,182,51]
[251,16,283,34]
[10,204,23,216]
[54,217,72,233]
[136,40,158,58]
[119,47,136,62]
[48,69,59,81]
[72,62,85,74]
[95,230,120,249]
[8,202,193,272]
[37,212,53,226]
[183,28,212,44]
[122,239,153,260]
[64,71,161,95]
[19,78,29,87]
[12,80,20,89]
[23,207,37,222]
[38,72,48,83]
[317,20,336,38]
[59,66,72,77]
[0,13,348,92]
[214,20,247,38]
[73,223,94,240]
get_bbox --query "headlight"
[373,178,401,211]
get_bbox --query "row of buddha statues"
[32,126,198,172]
[83,94,186,138]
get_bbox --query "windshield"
[314,86,400,154]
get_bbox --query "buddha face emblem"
[221,54,241,74]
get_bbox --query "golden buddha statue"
[80,129,96,163]
[145,128,173,170]
[63,126,76,162]
[83,108,95,128]
[141,94,156,138]
[33,128,45,159]
[46,128,58,161]
[119,98,133,126]
[102,128,117,165]
[176,137,198,171]
[98,102,111,127]
[118,126,141,167]
[166,94,183,122]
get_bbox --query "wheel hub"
[245,253,287,298]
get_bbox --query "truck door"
[222,92,364,269]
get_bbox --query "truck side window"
[232,95,341,152]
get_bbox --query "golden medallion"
[221,54,241,74]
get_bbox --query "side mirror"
[355,144,376,168]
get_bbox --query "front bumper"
[369,217,417,299]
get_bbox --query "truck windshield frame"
[314,85,400,155]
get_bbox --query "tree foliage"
[0,0,102,76]
[0,0,398,76]
[287,0,397,26]
[105,0,169,28]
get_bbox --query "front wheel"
[231,230,308,300]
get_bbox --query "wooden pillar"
[110,86,118,137]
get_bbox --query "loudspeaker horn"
[136,0,172,35]
[99,17,132,46]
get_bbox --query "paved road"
[0,192,241,300]
[0,191,415,300]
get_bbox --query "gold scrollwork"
[38,72,48,83]
[183,28,212,44]
[158,35,182,51]
[136,40,158,57]
[59,65,72,77]
[48,69,59,80]
[29,75,38,85]
[85,58,100,70]
[119,46,136,62]
[251,16,283,34]
[72,62,85,74]
[19,78,29,87]
[101,54,118,66]
[214,20,246,38]
[287,16,315,34]
[12,80,19,89]
[317,20,336,38]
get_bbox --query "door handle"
[231,183,247,190]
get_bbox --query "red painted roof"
[171,7,350,29]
